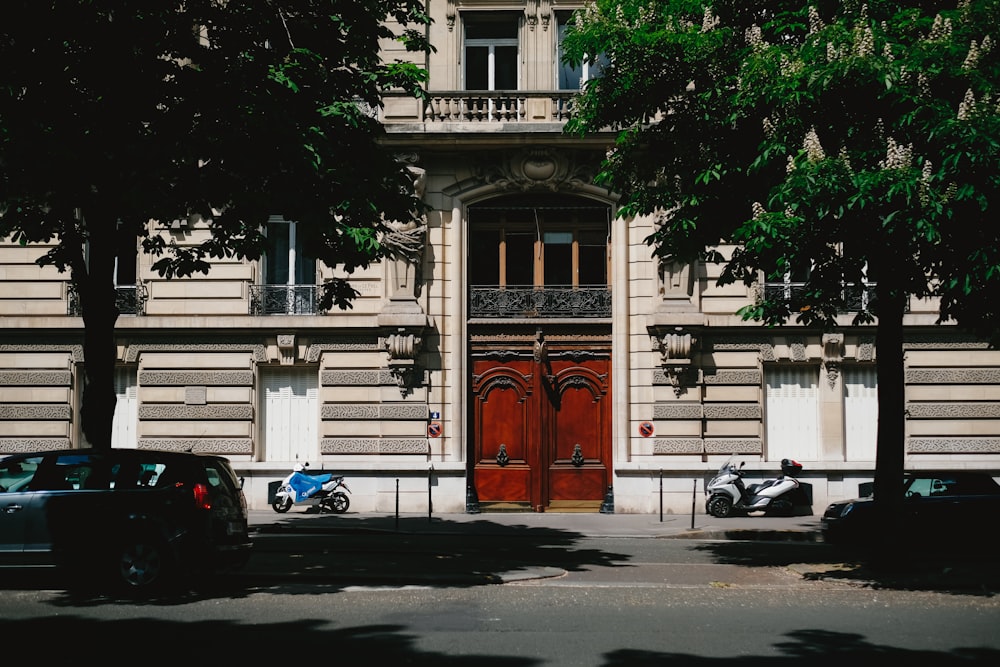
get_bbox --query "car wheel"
[114,536,173,594]
[706,495,733,518]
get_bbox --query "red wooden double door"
[471,341,612,511]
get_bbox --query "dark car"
[822,470,1000,546]
[0,448,252,594]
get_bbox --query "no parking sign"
[639,421,654,437]
[428,422,442,438]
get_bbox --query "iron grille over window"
[250,284,320,315]
[469,286,611,318]
[68,284,147,316]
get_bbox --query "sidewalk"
[248,508,824,541]
[245,509,1000,592]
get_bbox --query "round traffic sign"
[428,422,442,438]
[639,421,654,437]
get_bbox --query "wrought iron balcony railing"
[250,284,320,315]
[763,282,890,312]
[68,284,147,316]
[470,286,612,318]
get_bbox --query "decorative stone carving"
[651,328,698,397]
[822,333,844,388]
[704,438,762,454]
[139,371,254,386]
[476,148,597,192]
[703,403,762,419]
[321,370,397,386]
[322,438,429,454]
[652,404,703,420]
[0,371,71,386]
[138,405,253,420]
[789,337,808,362]
[137,438,253,454]
[381,165,428,316]
[384,328,424,396]
[0,438,69,452]
[653,438,704,454]
[857,336,876,362]
[277,334,296,366]
[657,259,696,311]
[908,438,1000,453]
[0,405,72,420]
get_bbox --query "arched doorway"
[467,193,613,511]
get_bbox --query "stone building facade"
[2,0,999,514]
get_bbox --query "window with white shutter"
[765,365,819,461]
[844,365,878,460]
[112,366,138,449]
[261,366,319,463]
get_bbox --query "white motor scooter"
[271,462,351,514]
[705,457,804,518]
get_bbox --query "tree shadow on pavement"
[602,629,999,666]
[691,538,1000,597]
[5,515,632,604]
[1,617,995,666]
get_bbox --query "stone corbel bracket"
[383,328,424,396]
[651,328,699,397]
[822,333,844,388]
[276,334,296,366]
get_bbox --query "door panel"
[472,361,535,504]
[546,360,611,505]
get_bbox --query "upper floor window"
[264,216,316,286]
[252,216,319,315]
[556,11,607,90]
[464,12,519,90]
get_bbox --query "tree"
[564,0,1000,533]
[0,1,431,448]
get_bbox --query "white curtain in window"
[765,365,819,461]
[112,366,138,448]
[261,367,319,463]
[844,365,878,461]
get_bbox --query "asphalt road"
[1,531,998,666]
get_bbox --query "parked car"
[822,470,1000,546]
[0,448,252,594]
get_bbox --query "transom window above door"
[468,194,612,318]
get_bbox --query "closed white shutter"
[261,367,319,463]
[765,366,819,461]
[112,366,138,449]
[844,365,878,461]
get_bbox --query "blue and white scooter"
[271,462,351,513]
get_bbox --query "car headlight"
[839,502,855,518]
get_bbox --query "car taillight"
[192,482,212,510]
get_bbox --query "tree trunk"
[75,216,121,450]
[872,279,907,562]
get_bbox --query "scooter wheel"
[271,497,292,513]
[706,495,734,518]
[328,492,349,514]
